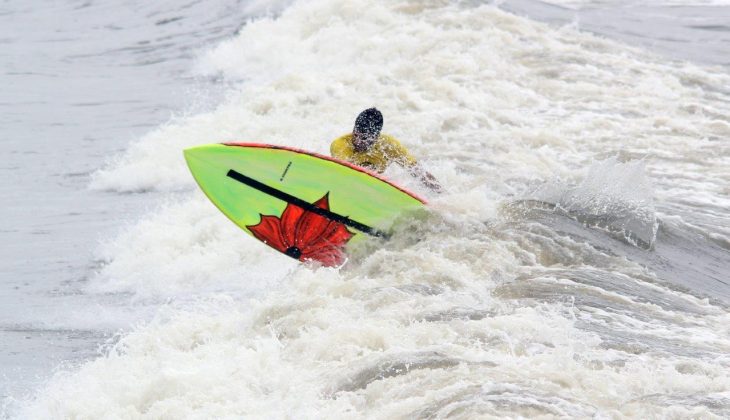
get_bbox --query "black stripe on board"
[226,169,388,238]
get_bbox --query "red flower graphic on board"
[247,193,354,266]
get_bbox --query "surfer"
[330,108,442,192]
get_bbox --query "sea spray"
[518,157,659,248]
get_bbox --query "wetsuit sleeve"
[330,134,353,161]
[382,135,418,168]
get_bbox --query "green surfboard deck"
[183,143,426,262]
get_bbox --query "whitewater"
[2,0,730,418]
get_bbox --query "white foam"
[89,193,298,299]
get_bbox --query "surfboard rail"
[222,142,427,204]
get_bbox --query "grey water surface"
[0,0,255,409]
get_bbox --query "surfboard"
[183,143,426,266]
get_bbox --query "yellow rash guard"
[330,133,417,173]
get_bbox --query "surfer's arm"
[384,136,442,193]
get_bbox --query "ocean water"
[2,0,729,418]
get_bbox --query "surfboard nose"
[183,144,221,171]
[183,145,204,166]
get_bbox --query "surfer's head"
[353,108,383,152]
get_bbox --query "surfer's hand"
[410,165,443,193]
[422,174,443,193]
